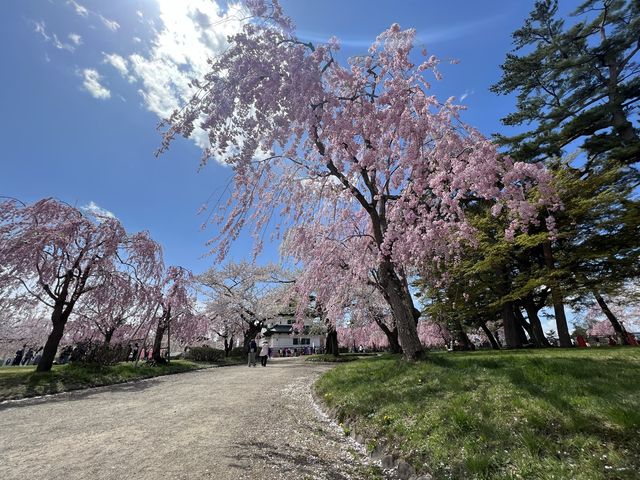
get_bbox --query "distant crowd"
[0,341,157,367]
[2,345,44,366]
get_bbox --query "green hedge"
[184,346,225,362]
[229,346,247,358]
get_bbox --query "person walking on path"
[259,341,269,367]
[248,339,257,367]
[12,345,25,366]
[21,347,34,365]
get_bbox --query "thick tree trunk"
[37,305,70,373]
[152,323,166,363]
[513,306,535,346]
[480,322,501,350]
[502,301,522,349]
[325,327,339,357]
[542,240,572,347]
[593,291,629,345]
[522,297,551,347]
[380,264,423,360]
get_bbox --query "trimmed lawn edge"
[0,358,246,403]
[311,388,404,476]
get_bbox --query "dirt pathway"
[0,358,379,480]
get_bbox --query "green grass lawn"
[314,348,640,480]
[0,360,214,401]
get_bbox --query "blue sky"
[0,0,583,280]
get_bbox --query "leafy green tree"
[491,0,639,167]
[492,0,640,346]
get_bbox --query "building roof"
[262,324,293,336]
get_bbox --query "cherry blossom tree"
[0,198,161,372]
[150,266,198,363]
[203,306,244,356]
[159,0,558,359]
[71,268,159,345]
[198,261,284,351]
[417,320,452,349]
[584,289,640,341]
[341,286,400,353]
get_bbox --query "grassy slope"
[314,348,640,480]
[0,360,213,401]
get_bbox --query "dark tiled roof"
[263,324,293,336]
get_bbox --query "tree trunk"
[224,335,234,357]
[522,297,551,347]
[542,240,572,347]
[502,301,522,349]
[380,264,423,360]
[103,328,114,345]
[373,316,402,354]
[513,306,535,346]
[242,321,263,352]
[152,323,166,363]
[454,319,474,351]
[593,291,629,345]
[37,305,70,373]
[325,327,339,356]
[480,322,501,350]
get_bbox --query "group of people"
[2,345,44,366]
[247,339,326,366]
[247,339,269,367]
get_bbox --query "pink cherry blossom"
[159,1,558,359]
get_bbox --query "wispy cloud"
[34,21,49,41]
[298,13,507,49]
[33,21,76,52]
[67,0,88,18]
[80,69,111,99]
[66,0,119,32]
[99,14,120,32]
[460,89,475,102]
[68,33,82,45]
[82,201,116,219]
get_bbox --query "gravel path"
[0,358,380,480]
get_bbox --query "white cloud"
[68,33,82,45]
[80,69,111,99]
[33,21,75,52]
[99,14,120,32]
[34,21,49,41]
[118,0,247,151]
[460,89,474,102]
[67,0,88,17]
[103,52,130,79]
[82,201,116,219]
[66,1,119,32]
[52,33,75,52]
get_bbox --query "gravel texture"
[0,358,381,480]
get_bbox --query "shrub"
[184,346,225,362]
[229,346,247,358]
[69,342,128,366]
